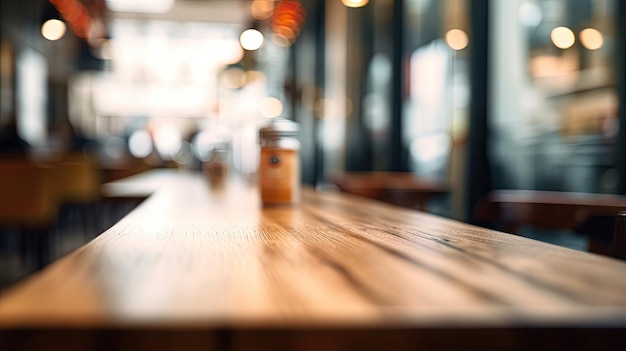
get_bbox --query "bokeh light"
[250,0,275,20]
[580,28,604,50]
[518,1,543,27]
[105,0,174,14]
[128,130,153,158]
[153,126,182,159]
[41,19,66,41]
[271,0,305,44]
[221,67,247,89]
[445,29,469,50]
[342,0,369,8]
[551,26,575,49]
[104,136,126,159]
[410,132,451,166]
[259,97,283,118]
[192,130,215,162]
[240,29,264,51]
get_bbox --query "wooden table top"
[328,171,448,210]
[328,171,448,192]
[474,189,626,235]
[2,170,626,348]
[482,189,626,209]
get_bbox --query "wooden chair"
[46,153,104,251]
[328,171,448,211]
[51,153,101,204]
[474,190,626,259]
[0,158,58,268]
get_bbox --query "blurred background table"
[1,170,626,350]
[474,189,626,257]
[328,171,448,211]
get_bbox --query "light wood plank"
[1,170,626,331]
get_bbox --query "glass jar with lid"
[258,119,300,204]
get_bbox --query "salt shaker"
[259,119,300,204]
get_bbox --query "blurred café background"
[1,0,625,286]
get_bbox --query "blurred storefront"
[490,0,620,194]
[1,0,624,215]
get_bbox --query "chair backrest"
[49,153,101,204]
[0,159,57,226]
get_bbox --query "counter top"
[2,170,626,349]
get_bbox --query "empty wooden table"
[1,170,626,350]
[474,189,626,256]
[328,171,448,211]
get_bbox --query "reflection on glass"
[406,39,454,178]
[409,132,451,173]
[491,0,619,194]
[17,48,47,146]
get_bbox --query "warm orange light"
[273,15,301,28]
[250,0,275,20]
[445,29,469,50]
[271,33,292,47]
[580,28,603,50]
[270,0,305,43]
[48,0,92,39]
[342,0,369,8]
[274,25,297,40]
[551,26,575,49]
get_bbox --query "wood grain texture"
[2,170,626,335]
